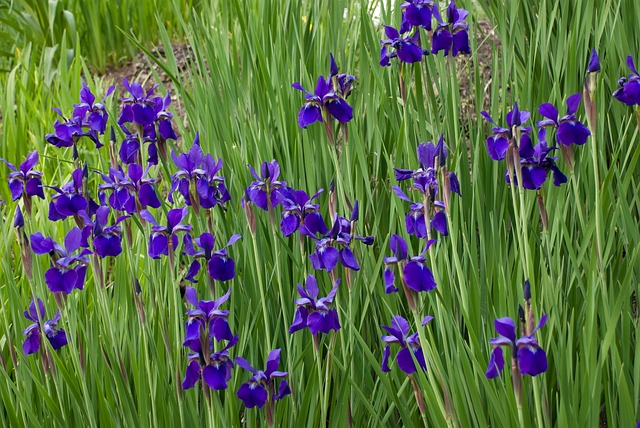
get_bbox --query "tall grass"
[0,0,638,426]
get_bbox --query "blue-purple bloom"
[246,160,286,211]
[505,129,567,190]
[486,315,548,378]
[536,94,591,146]
[46,83,115,151]
[400,0,434,32]
[383,235,437,294]
[140,207,192,259]
[274,187,324,237]
[0,151,45,205]
[31,227,91,294]
[46,168,89,222]
[289,274,341,335]
[169,134,230,211]
[183,233,241,282]
[431,1,470,57]
[381,315,433,374]
[96,163,161,214]
[22,298,68,355]
[613,56,640,106]
[301,205,373,272]
[380,25,426,66]
[587,48,600,73]
[235,349,291,409]
[292,54,354,129]
[481,103,532,161]
[183,286,234,348]
[182,335,238,391]
[89,206,128,258]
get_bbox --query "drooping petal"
[298,104,323,128]
[517,345,548,376]
[237,382,268,409]
[46,329,68,350]
[208,257,235,282]
[485,347,504,378]
[307,309,341,335]
[182,360,201,390]
[431,211,448,236]
[339,247,360,271]
[23,331,41,355]
[202,364,231,390]
[403,261,437,292]
[381,345,391,372]
[44,268,77,294]
[384,268,398,294]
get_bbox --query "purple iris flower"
[117,126,159,166]
[381,315,433,374]
[246,160,286,211]
[46,83,115,150]
[183,233,241,282]
[235,349,291,409]
[505,129,567,190]
[380,25,426,66]
[183,286,234,348]
[22,298,68,355]
[486,315,548,378]
[393,186,447,237]
[300,206,373,272]
[274,187,324,237]
[0,150,45,204]
[90,206,128,258]
[481,103,532,161]
[169,134,230,211]
[431,1,471,57]
[292,62,354,129]
[96,163,161,214]
[140,207,192,259]
[182,335,238,390]
[400,0,434,32]
[536,94,591,146]
[289,274,341,335]
[613,56,640,106]
[383,235,437,294]
[31,227,92,294]
[46,168,88,222]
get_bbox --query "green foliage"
[0,0,639,427]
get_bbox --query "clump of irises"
[393,135,460,240]
[380,1,470,100]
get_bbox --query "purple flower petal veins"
[22,297,68,355]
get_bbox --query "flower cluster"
[46,83,115,155]
[381,314,432,374]
[380,0,470,66]
[393,135,460,239]
[182,287,236,390]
